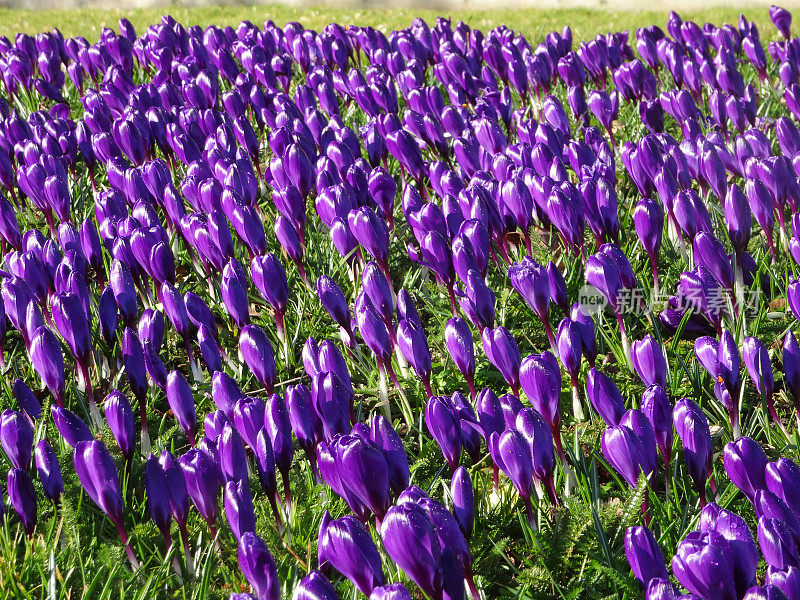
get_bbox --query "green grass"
[0,4,780,43]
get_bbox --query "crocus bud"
[766,566,800,599]
[13,379,41,422]
[631,335,667,388]
[397,319,432,395]
[451,466,474,539]
[219,423,248,483]
[317,275,353,337]
[0,409,33,471]
[144,454,172,544]
[641,385,672,470]
[238,532,279,600]
[7,468,36,535]
[724,436,768,504]
[586,368,625,427]
[488,429,536,523]
[766,458,800,518]
[74,440,137,566]
[166,371,197,445]
[179,447,220,530]
[509,257,555,347]
[29,326,65,406]
[425,396,462,472]
[319,512,385,595]
[743,336,779,428]
[673,398,713,502]
[770,5,792,38]
[369,584,413,600]
[104,390,135,461]
[672,530,737,600]
[699,503,759,596]
[759,516,799,571]
[445,317,476,397]
[482,326,521,395]
[293,571,341,600]
[239,325,277,395]
[225,480,256,541]
[51,406,93,448]
[34,440,63,502]
[370,415,409,496]
[624,526,669,588]
[380,502,447,598]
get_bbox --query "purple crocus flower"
[319,511,385,596]
[74,440,138,568]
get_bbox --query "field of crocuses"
[4,5,800,600]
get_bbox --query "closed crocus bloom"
[645,577,678,600]
[0,409,33,471]
[624,526,669,588]
[759,517,800,571]
[144,453,173,544]
[516,407,558,504]
[349,206,390,268]
[51,291,90,363]
[319,512,384,596]
[266,393,294,492]
[488,428,537,524]
[746,179,776,258]
[369,583,413,600]
[425,396,462,472]
[370,415,409,496]
[336,435,391,520]
[312,371,351,443]
[482,326,521,395]
[586,367,625,427]
[179,447,220,530]
[601,424,654,488]
[724,437,768,504]
[287,385,322,459]
[520,351,565,458]
[221,261,251,329]
[224,479,256,542]
[74,290,103,349]
[672,530,737,600]
[766,459,800,518]
[104,390,135,461]
[74,440,138,567]
[743,336,782,430]
[724,184,751,256]
[633,198,663,288]
[380,502,444,597]
[742,585,791,600]
[218,423,248,483]
[771,5,792,38]
[784,332,800,425]
[451,466,474,539]
[13,379,41,422]
[166,371,197,445]
[699,503,759,597]
[766,566,800,599]
[693,231,735,292]
[317,275,353,338]
[29,325,65,406]
[238,532,279,600]
[35,440,63,502]
[445,317,476,398]
[641,385,673,470]
[631,335,668,388]
[239,325,277,395]
[397,318,433,395]
[293,571,341,600]
[509,257,555,348]
[51,406,93,448]
[673,398,713,502]
[7,468,36,535]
